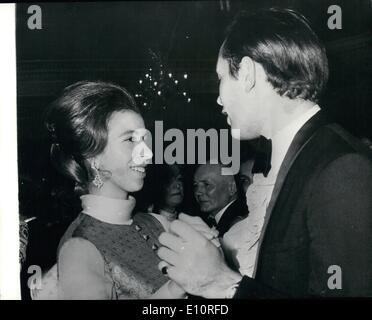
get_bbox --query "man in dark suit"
[193,163,248,237]
[157,8,372,298]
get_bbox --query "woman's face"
[164,167,184,209]
[95,110,153,199]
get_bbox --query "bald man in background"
[193,163,248,237]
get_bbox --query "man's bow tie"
[206,215,217,228]
[251,135,272,177]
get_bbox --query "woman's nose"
[132,141,153,165]
[217,96,223,106]
[142,142,153,162]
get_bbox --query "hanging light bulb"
[184,74,188,79]
[143,102,147,106]
[187,98,191,103]
[157,91,162,96]
[183,92,187,96]
[174,80,178,85]
[145,74,149,78]
[139,80,143,84]
[154,81,158,86]
[168,73,172,78]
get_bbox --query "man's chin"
[200,206,211,213]
[230,127,243,140]
[232,129,260,141]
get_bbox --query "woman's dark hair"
[45,80,140,193]
[220,8,329,103]
[151,164,183,213]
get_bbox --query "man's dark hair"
[220,8,329,103]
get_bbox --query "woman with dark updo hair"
[150,164,185,222]
[32,81,185,299]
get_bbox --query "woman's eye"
[126,136,137,143]
[122,137,136,143]
[131,135,146,143]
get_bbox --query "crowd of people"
[20,7,372,299]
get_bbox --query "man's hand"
[150,280,187,299]
[177,213,220,247]
[157,219,242,298]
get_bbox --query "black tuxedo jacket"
[217,198,248,237]
[234,112,372,298]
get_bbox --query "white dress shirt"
[222,105,321,277]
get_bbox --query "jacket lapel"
[217,199,248,235]
[252,111,328,277]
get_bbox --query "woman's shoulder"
[32,237,106,300]
[57,213,87,253]
[58,237,104,267]
[57,237,112,299]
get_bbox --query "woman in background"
[33,81,185,299]
[150,164,184,222]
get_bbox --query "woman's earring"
[91,162,104,189]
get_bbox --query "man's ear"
[228,179,238,196]
[239,56,256,92]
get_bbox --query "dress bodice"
[59,212,168,299]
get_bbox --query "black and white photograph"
[1,0,372,303]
